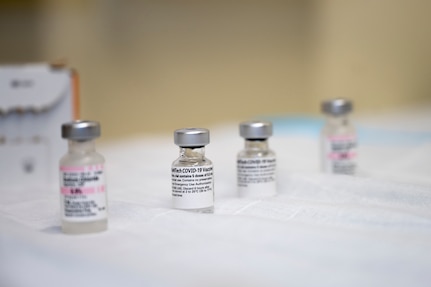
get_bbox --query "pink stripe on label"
[87,164,103,171]
[60,165,104,172]
[60,166,85,172]
[328,152,357,160]
[61,186,105,195]
[327,135,356,141]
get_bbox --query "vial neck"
[68,140,96,154]
[244,139,269,151]
[180,147,205,159]
[325,114,350,126]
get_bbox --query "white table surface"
[1,107,431,287]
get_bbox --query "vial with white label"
[60,120,107,234]
[171,128,214,213]
[320,99,357,175]
[237,121,276,198]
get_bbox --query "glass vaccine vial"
[237,121,277,198]
[171,128,214,213]
[59,120,107,234]
[320,99,357,175]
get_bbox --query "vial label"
[60,165,107,222]
[237,157,276,197]
[324,135,357,175]
[171,165,214,209]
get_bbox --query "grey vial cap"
[239,121,273,139]
[62,120,101,140]
[321,98,353,115]
[174,128,210,147]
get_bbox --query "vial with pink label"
[60,120,107,234]
[320,99,357,175]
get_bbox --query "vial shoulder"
[172,156,213,167]
[321,123,356,137]
[60,151,105,167]
[237,149,276,158]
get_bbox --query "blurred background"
[1,0,430,140]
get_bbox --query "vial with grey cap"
[171,128,214,213]
[59,120,107,234]
[237,121,276,198]
[321,99,357,175]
